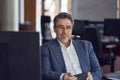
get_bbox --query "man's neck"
[64,40,71,47]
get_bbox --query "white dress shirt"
[58,40,82,80]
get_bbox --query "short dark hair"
[53,12,73,27]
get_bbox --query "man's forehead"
[56,18,72,24]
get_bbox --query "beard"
[57,35,72,44]
[60,39,69,44]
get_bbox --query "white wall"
[0,0,19,31]
[72,0,117,21]
[0,0,7,30]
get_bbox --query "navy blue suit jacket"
[41,39,102,80]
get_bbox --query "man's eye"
[57,26,64,29]
[56,25,72,30]
[66,26,72,29]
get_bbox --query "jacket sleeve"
[41,45,62,80]
[85,41,103,80]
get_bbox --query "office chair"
[81,27,102,58]
[81,27,116,72]
[72,20,85,39]
[41,16,53,43]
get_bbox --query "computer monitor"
[0,31,40,80]
[72,20,85,36]
[104,19,120,38]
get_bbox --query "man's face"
[54,18,73,44]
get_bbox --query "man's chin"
[61,39,69,44]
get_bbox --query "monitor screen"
[72,20,85,36]
[0,31,40,80]
[104,19,120,37]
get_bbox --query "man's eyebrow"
[56,24,64,26]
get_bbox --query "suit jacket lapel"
[52,39,66,72]
[72,40,88,72]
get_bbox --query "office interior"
[0,0,120,80]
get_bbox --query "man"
[41,12,102,80]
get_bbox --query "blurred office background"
[0,0,120,77]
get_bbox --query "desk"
[104,71,120,79]
[101,41,120,72]
[102,42,120,56]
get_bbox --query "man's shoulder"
[73,39,93,50]
[41,39,57,47]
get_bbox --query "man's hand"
[63,73,77,80]
[86,72,93,80]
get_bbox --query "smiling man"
[41,12,102,80]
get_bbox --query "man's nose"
[63,28,68,33]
